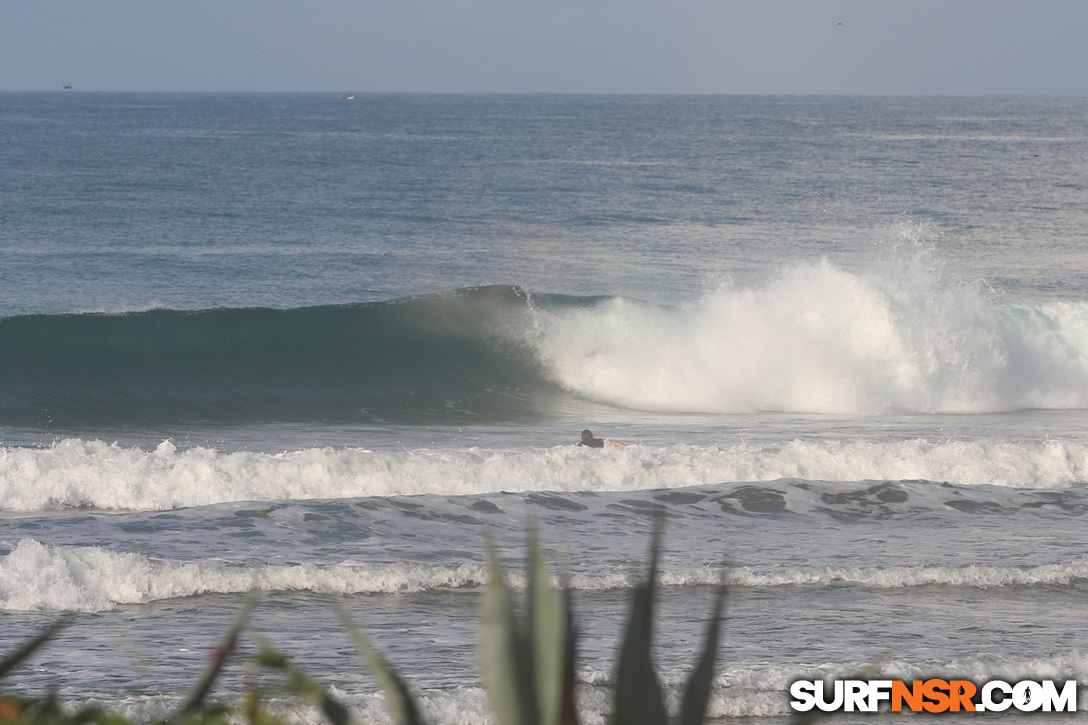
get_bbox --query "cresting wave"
[2,437,1088,512]
[3,254,1088,426]
[4,539,1087,613]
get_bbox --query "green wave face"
[0,286,561,427]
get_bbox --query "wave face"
[0,286,552,426]
[5,254,1088,427]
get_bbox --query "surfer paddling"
[578,429,626,448]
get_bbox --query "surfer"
[578,429,626,448]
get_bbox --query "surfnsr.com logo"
[789,679,1078,714]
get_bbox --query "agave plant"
[477,528,576,725]
[0,523,728,725]
[610,522,726,725]
[311,521,727,725]
[0,615,131,725]
[476,519,727,725]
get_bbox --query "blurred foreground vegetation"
[1,525,727,725]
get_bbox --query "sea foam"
[2,436,1088,512]
[0,539,490,612]
[531,253,1088,415]
[4,539,1086,612]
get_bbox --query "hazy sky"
[3,0,1087,95]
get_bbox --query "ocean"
[1,92,1087,723]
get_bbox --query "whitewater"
[3,434,1088,512]
[2,92,1088,724]
[533,260,1088,415]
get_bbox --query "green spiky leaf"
[0,615,72,680]
[338,607,428,725]
[527,529,566,725]
[679,582,726,725]
[611,519,666,725]
[478,537,538,725]
[254,640,355,725]
[558,586,579,725]
[174,593,255,720]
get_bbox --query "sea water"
[1,93,1088,723]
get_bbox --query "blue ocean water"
[2,92,1088,723]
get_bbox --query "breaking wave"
[3,436,1088,512]
[4,539,1088,613]
[4,252,1088,427]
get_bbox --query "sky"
[2,0,1087,95]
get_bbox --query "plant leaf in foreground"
[679,581,726,725]
[558,586,578,725]
[0,615,73,681]
[173,593,255,721]
[479,537,538,725]
[527,529,567,725]
[254,643,355,725]
[610,518,666,725]
[338,608,428,725]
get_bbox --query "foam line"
[3,436,1088,512]
[4,540,1085,612]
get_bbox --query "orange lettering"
[948,680,976,712]
[892,680,923,712]
[922,679,950,713]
